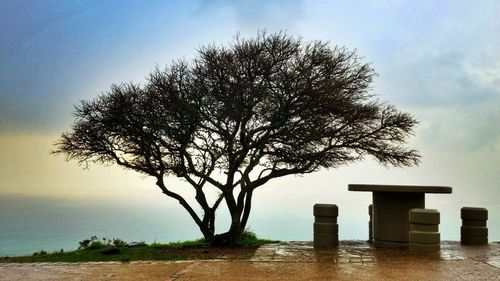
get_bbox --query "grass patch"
[234,230,280,246]
[1,247,181,263]
[0,232,279,263]
[150,238,209,249]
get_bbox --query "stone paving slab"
[0,262,190,281]
[180,259,499,281]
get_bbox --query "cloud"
[197,0,304,31]
[416,101,500,152]
[368,2,500,153]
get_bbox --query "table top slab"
[348,184,452,194]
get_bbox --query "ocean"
[1,194,499,256]
[0,194,313,256]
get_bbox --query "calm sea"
[1,194,499,256]
[0,194,311,256]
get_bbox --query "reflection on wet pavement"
[251,240,500,268]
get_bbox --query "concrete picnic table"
[348,184,452,247]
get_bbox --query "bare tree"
[54,32,420,244]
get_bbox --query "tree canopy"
[54,32,420,244]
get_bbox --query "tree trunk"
[211,223,244,245]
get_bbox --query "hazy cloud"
[365,2,500,153]
[1,1,499,194]
[197,0,304,30]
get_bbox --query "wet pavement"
[1,241,499,280]
[251,241,500,265]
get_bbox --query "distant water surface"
[0,195,201,256]
[1,194,499,256]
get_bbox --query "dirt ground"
[158,245,258,260]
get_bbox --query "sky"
[1,0,499,239]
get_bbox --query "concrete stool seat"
[461,207,488,245]
[409,209,440,225]
[313,204,338,248]
[410,224,439,232]
[314,222,338,233]
[409,231,440,244]
[461,207,488,220]
[461,226,488,237]
[408,242,440,251]
[409,209,440,252]
[314,233,339,247]
[314,204,338,217]
[462,220,486,227]
[461,236,488,245]
[315,216,337,223]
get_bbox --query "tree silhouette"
[54,32,420,244]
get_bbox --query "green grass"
[1,247,182,263]
[0,232,279,263]
[150,238,209,249]
[234,230,279,246]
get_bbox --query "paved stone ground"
[1,241,499,281]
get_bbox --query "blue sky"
[0,0,499,239]
[2,1,499,137]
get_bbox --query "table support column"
[372,192,424,247]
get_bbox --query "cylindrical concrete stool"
[461,207,488,245]
[368,204,373,243]
[409,209,440,251]
[313,204,338,248]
